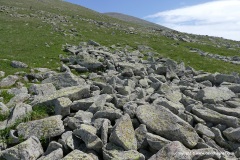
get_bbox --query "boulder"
[136,105,199,148]
[38,148,63,160]
[109,114,137,150]
[0,102,9,115]
[223,127,240,143]
[195,123,215,139]
[11,60,28,68]
[16,115,64,139]
[29,83,56,96]
[196,87,235,103]
[0,136,43,160]
[135,124,148,149]
[53,97,72,117]
[62,150,94,160]
[146,132,171,151]
[0,75,19,88]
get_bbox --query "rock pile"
[1,41,240,159]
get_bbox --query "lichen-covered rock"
[30,85,90,107]
[53,97,72,117]
[73,124,103,152]
[195,123,215,139]
[0,75,19,88]
[136,105,199,148]
[38,148,63,160]
[62,150,94,160]
[16,115,64,139]
[196,87,235,103]
[148,141,192,160]
[109,114,137,150]
[223,127,240,143]
[192,105,240,128]
[135,124,148,149]
[146,132,171,151]
[103,143,145,160]
[29,83,56,96]
[0,136,43,160]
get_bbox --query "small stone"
[11,60,28,68]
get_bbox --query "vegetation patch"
[0,90,14,104]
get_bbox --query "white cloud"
[145,0,240,41]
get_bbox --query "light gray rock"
[136,105,199,148]
[226,101,240,108]
[7,87,28,96]
[146,132,171,151]
[16,115,64,139]
[153,97,185,114]
[31,85,90,107]
[6,93,30,107]
[38,148,63,160]
[221,82,240,93]
[77,54,103,71]
[29,83,56,96]
[42,72,86,89]
[195,123,215,139]
[73,124,103,152]
[62,150,94,160]
[44,141,62,156]
[103,143,145,160]
[0,102,9,115]
[223,127,240,143]
[135,124,148,149]
[88,40,100,46]
[6,103,32,127]
[211,127,232,150]
[11,60,28,68]
[123,102,137,118]
[194,73,215,83]
[54,97,71,117]
[74,110,93,125]
[192,105,240,128]
[215,73,237,84]
[70,97,95,111]
[101,119,110,145]
[205,104,240,118]
[0,136,43,160]
[191,148,222,160]
[93,109,122,122]
[196,87,235,103]
[148,141,192,160]
[109,114,137,150]
[0,75,19,88]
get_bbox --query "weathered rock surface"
[16,115,64,139]
[0,75,19,88]
[62,149,94,160]
[136,105,199,148]
[11,60,28,68]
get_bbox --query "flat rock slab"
[16,115,64,139]
[62,150,94,160]
[109,114,137,150]
[11,60,28,68]
[0,75,19,88]
[0,136,43,160]
[30,85,90,107]
[136,105,199,148]
[196,87,235,103]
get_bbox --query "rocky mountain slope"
[1,0,240,159]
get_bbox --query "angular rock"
[103,143,145,160]
[54,97,71,117]
[70,97,95,111]
[29,83,56,96]
[44,141,62,156]
[0,75,19,88]
[6,103,32,127]
[215,73,237,85]
[0,136,43,160]
[16,115,64,139]
[195,123,215,139]
[74,110,93,125]
[109,114,137,150]
[38,148,63,160]
[135,124,148,149]
[146,132,171,151]
[73,124,103,152]
[0,102,9,115]
[123,102,137,118]
[148,141,192,160]
[93,109,122,122]
[31,85,90,107]
[196,87,235,103]
[192,105,240,128]
[136,105,199,148]
[223,127,240,143]
[194,73,215,83]
[6,93,30,107]
[11,60,28,68]
[42,72,85,89]
[221,82,240,93]
[62,150,94,160]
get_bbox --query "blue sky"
[65,0,240,41]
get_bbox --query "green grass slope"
[0,0,240,75]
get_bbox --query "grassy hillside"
[0,0,240,75]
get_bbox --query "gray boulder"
[215,73,237,84]
[42,72,86,89]
[44,141,62,156]
[196,87,235,103]
[53,97,72,117]
[6,103,32,127]
[73,124,103,152]
[93,109,122,122]
[29,83,56,96]
[223,127,240,143]
[148,141,192,160]
[146,132,171,151]
[0,75,19,88]
[109,114,137,150]
[6,93,30,107]
[62,150,94,160]
[135,124,148,149]
[38,148,63,160]
[195,123,215,139]
[0,136,43,160]
[16,115,64,139]
[31,85,90,107]
[70,97,95,111]
[136,105,199,148]
[11,60,28,68]
[0,102,9,115]
[192,105,240,128]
